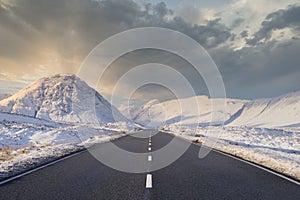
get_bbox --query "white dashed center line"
[146,174,152,188]
[146,136,153,189]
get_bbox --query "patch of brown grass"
[0,146,14,161]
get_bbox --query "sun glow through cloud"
[0,0,299,101]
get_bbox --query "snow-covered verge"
[0,116,134,181]
[0,74,136,181]
[162,125,300,181]
[121,90,300,180]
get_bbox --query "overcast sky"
[0,0,300,104]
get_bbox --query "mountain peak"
[0,74,124,124]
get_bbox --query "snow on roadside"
[0,118,134,181]
[162,125,300,181]
[0,143,80,180]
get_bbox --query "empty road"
[0,131,299,200]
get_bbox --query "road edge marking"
[213,149,300,186]
[0,150,86,186]
[161,131,300,186]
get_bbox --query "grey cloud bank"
[0,0,299,101]
[247,4,300,45]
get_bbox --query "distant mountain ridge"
[120,90,300,128]
[0,74,125,124]
[229,90,300,127]
[1,74,299,128]
[120,96,248,128]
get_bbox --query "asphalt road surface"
[0,131,299,200]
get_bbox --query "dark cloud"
[162,17,232,48]
[0,0,147,76]
[1,0,300,101]
[0,4,38,61]
[6,0,142,56]
[230,17,244,29]
[0,0,233,65]
[240,30,248,38]
[152,2,171,19]
[98,48,209,101]
[101,35,300,101]
[247,4,300,45]
[210,39,300,99]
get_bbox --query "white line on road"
[146,174,152,188]
[169,132,300,186]
[214,149,300,186]
[148,155,152,161]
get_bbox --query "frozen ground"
[0,113,134,181]
[1,74,299,182]
[162,125,300,180]
[0,74,135,181]
[120,90,300,180]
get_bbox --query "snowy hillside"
[122,90,300,128]
[0,112,133,180]
[229,91,300,128]
[0,74,125,124]
[121,96,247,128]
[163,124,300,180]
[0,74,135,180]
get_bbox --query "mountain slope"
[0,74,125,124]
[123,96,247,128]
[122,90,300,128]
[229,91,300,127]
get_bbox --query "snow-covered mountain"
[229,90,300,128]
[1,73,299,128]
[0,74,125,124]
[121,90,300,128]
[121,96,247,128]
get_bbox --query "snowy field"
[0,113,134,180]
[162,125,300,180]
[119,89,300,181]
[0,74,136,180]
[1,74,300,182]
